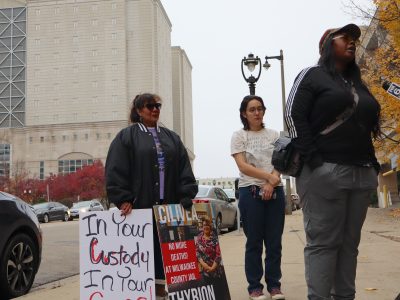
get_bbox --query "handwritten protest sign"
[79,210,154,300]
[154,204,231,300]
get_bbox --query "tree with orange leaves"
[348,0,400,165]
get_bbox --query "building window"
[73,21,78,29]
[107,133,111,139]
[58,159,94,175]
[111,33,117,40]
[73,113,77,120]
[73,6,78,13]
[92,50,98,57]
[35,24,40,31]
[96,133,100,140]
[92,5,98,12]
[92,34,98,41]
[111,18,117,25]
[53,52,60,60]
[92,81,98,88]
[54,38,60,45]
[35,9,40,16]
[39,161,44,180]
[112,111,117,120]
[29,137,33,144]
[51,136,56,142]
[73,66,78,73]
[35,39,40,46]
[84,133,89,141]
[112,95,117,104]
[73,36,79,44]
[33,100,39,107]
[62,135,67,141]
[73,134,77,140]
[0,144,11,177]
[111,3,117,9]
[111,64,117,71]
[54,22,60,29]
[53,115,58,121]
[91,19,98,26]
[92,65,98,72]
[55,7,60,15]
[112,49,117,55]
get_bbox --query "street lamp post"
[264,50,287,132]
[241,53,262,95]
[241,49,292,215]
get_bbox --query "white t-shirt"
[231,128,279,188]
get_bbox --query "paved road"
[33,220,79,288]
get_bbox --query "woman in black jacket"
[106,93,198,299]
[285,24,381,300]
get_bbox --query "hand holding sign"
[119,201,133,216]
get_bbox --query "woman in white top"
[231,95,285,300]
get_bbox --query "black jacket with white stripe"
[285,66,380,170]
[105,123,198,209]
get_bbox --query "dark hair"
[129,93,161,123]
[239,95,266,130]
[318,36,381,139]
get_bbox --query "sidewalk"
[21,208,400,300]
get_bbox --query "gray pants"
[296,162,378,300]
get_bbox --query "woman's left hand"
[261,183,274,200]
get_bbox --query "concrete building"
[0,0,195,179]
[197,177,237,190]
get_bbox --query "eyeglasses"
[145,103,162,111]
[247,107,265,114]
[332,34,360,46]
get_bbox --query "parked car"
[69,200,104,219]
[33,201,70,223]
[223,188,237,202]
[0,191,42,299]
[193,185,237,234]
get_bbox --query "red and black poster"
[153,204,231,300]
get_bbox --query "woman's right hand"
[267,174,281,187]
[120,202,133,216]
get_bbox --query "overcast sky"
[161,0,373,179]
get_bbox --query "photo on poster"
[79,210,155,300]
[153,204,231,300]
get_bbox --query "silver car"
[194,185,237,234]
[69,200,104,220]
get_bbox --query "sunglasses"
[145,103,162,110]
